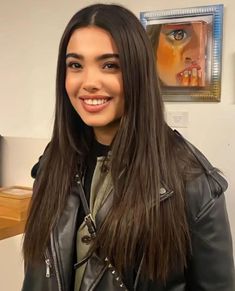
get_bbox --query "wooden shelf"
[0,217,26,240]
[0,186,32,240]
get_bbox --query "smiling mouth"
[78,96,112,114]
[83,98,109,106]
[79,95,112,106]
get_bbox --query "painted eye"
[168,29,187,41]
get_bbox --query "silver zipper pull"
[45,258,51,278]
[84,214,96,239]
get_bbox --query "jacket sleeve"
[186,174,235,291]
[21,261,59,291]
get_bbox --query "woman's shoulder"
[31,143,51,178]
[171,130,227,217]
[185,170,227,222]
[175,132,228,222]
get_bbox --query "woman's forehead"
[67,26,118,54]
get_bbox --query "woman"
[22,4,234,291]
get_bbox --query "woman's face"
[156,21,207,86]
[65,26,124,145]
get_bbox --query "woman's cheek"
[66,75,79,97]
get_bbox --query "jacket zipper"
[45,259,51,278]
[50,233,63,291]
[44,249,52,278]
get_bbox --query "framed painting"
[140,5,224,102]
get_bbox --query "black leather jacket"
[22,140,235,291]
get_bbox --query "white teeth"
[84,99,108,105]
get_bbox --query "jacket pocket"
[195,198,215,222]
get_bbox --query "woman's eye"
[103,63,120,70]
[67,62,82,70]
[167,29,188,42]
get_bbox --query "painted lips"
[176,63,201,84]
[177,63,201,77]
[79,95,111,113]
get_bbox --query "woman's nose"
[82,69,101,92]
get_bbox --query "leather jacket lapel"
[79,190,114,291]
[95,187,113,230]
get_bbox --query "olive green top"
[74,157,113,291]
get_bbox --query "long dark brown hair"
[23,4,202,282]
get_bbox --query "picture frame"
[140,4,224,102]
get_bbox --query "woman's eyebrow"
[66,53,82,60]
[65,53,119,61]
[96,53,119,61]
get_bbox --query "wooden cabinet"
[0,186,32,240]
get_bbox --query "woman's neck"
[93,120,120,146]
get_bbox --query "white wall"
[0,0,234,290]
[0,235,24,291]
[1,136,48,187]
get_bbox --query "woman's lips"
[79,95,111,113]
